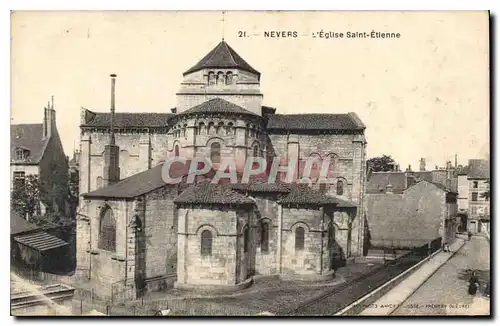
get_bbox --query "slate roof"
[82,164,168,199]
[11,211,41,235]
[11,124,49,164]
[179,98,258,116]
[183,41,260,76]
[81,110,174,128]
[266,113,365,131]
[366,172,407,194]
[174,183,255,205]
[467,159,490,179]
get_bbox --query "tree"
[367,155,396,172]
[11,174,42,221]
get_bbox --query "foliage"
[366,155,396,172]
[11,174,42,221]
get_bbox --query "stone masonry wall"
[177,207,241,286]
[143,186,179,279]
[280,207,325,276]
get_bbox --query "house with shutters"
[10,98,69,221]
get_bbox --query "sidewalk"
[359,238,466,316]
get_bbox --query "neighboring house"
[10,99,69,221]
[466,159,490,234]
[11,210,69,274]
[76,40,367,300]
[365,179,457,250]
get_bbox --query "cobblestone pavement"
[392,236,490,316]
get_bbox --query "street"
[392,235,490,316]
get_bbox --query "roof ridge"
[223,41,238,66]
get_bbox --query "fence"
[11,265,75,286]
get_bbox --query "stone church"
[77,40,367,299]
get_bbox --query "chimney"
[386,183,393,194]
[406,164,412,172]
[455,154,458,168]
[102,74,120,187]
[419,158,426,171]
[42,96,56,139]
[396,164,400,172]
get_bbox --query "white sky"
[11,11,490,169]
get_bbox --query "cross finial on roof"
[221,11,225,41]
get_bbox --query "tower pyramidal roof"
[183,40,260,76]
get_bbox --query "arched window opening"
[201,230,213,256]
[226,122,234,135]
[319,182,328,194]
[216,123,224,135]
[208,71,216,85]
[198,122,206,135]
[207,122,215,135]
[226,72,233,85]
[217,72,225,85]
[174,145,180,158]
[210,142,221,164]
[252,145,259,158]
[183,124,187,137]
[295,226,305,251]
[327,224,335,248]
[243,226,249,253]
[98,205,116,252]
[337,180,344,196]
[259,221,270,253]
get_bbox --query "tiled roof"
[468,159,490,179]
[278,187,340,205]
[409,171,433,182]
[230,182,292,193]
[366,172,407,194]
[11,124,49,164]
[11,211,41,235]
[180,98,258,116]
[81,110,174,128]
[174,183,255,205]
[266,113,365,131]
[184,41,260,76]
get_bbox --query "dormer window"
[15,148,29,160]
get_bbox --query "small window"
[337,180,344,196]
[260,221,270,253]
[253,145,259,158]
[226,123,234,135]
[217,72,224,85]
[16,148,28,160]
[174,145,179,158]
[208,72,216,85]
[243,226,249,253]
[295,227,305,251]
[319,183,328,193]
[210,142,221,164]
[201,230,213,256]
[472,192,478,201]
[473,181,478,188]
[226,72,233,85]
